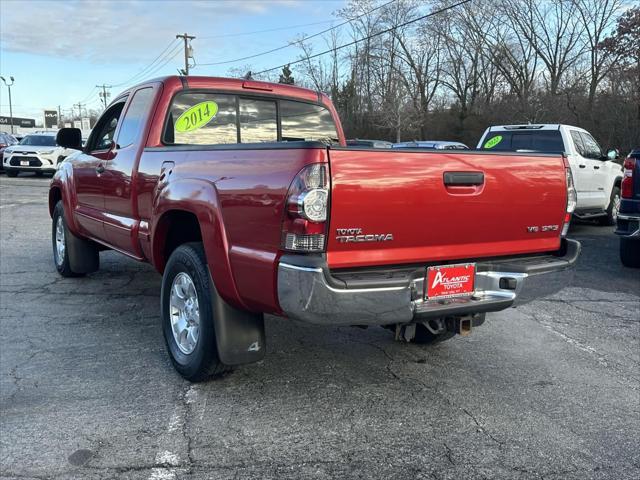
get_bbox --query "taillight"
[621,156,636,199]
[281,163,329,252]
[562,161,577,237]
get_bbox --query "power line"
[139,44,183,79]
[198,19,340,40]
[195,0,398,67]
[110,38,180,88]
[254,0,473,76]
[105,42,182,96]
[78,86,98,104]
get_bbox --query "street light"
[0,76,15,134]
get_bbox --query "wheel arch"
[614,176,622,189]
[151,179,247,310]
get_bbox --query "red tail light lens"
[621,157,636,199]
[281,163,329,252]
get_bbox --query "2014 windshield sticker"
[176,101,218,133]
[484,135,503,149]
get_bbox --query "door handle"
[158,161,175,185]
[96,164,105,174]
[579,164,586,168]
[444,172,484,186]
[594,165,600,169]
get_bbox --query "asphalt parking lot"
[0,174,638,480]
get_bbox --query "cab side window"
[579,132,602,160]
[88,101,125,151]
[570,130,586,156]
[116,88,154,148]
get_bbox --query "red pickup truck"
[50,76,580,381]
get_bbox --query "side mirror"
[56,128,82,150]
[606,149,619,160]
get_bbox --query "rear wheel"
[161,242,228,381]
[620,237,640,268]
[6,170,18,177]
[600,187,620,226]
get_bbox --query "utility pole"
[176,33,195,76]
[0,76,15,134]
[96,84,111,109]
[57,105,62,128]
[73,103,85,120]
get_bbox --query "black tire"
[413,323,455,344]
[6,170,18,177]
[599,186,620,226]
[620,237,640,268]
[161,242,228,381]
[52,201,81,277]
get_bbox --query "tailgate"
[326,149,567,269]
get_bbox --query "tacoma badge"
[335,228,394,243]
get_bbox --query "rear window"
[280,100,338,143]
[239,98,277,143]
[164,92,338,146]
[481,130,564,153]
[165,93,237,145]
[19,135,56,147]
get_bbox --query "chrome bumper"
[277,239,580,326]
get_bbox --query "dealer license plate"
[20,160,29,166]
[426,264,475,300]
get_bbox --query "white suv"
[3,132,71,177]
[478,124,623,225]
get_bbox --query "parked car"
[615,148,640,267]
[2,132,71,177]
[393,140,469,150]
[478,124,623,225]
[346,139,392,148]
[0,132,19,172]
[50,76,579,381]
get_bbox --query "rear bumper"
[277,239,581,326]
[615,213,640,238]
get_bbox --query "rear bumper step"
[277,239,580,326]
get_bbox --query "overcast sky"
[0,0,345,120]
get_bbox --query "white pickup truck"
[478,124,623,225]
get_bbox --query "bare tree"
[573,0,624,110]
[503,0,583,95]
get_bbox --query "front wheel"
[600,187,620,226]
[161,243,228,381]
[620,238,640,268]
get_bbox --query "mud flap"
[67,232,99,274]
[209,273,266,366]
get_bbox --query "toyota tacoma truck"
[50,76,580,381]
[478,124,623,225]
